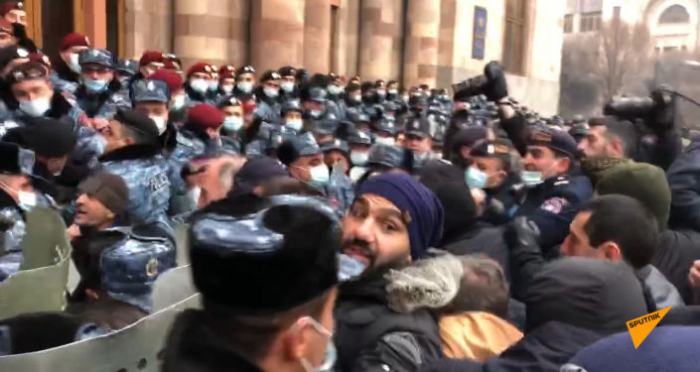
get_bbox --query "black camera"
[452,61,508,102]
[603,87,674,124]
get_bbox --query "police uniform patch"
[146,257,159,277]
[541,197,568,214]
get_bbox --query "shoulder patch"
[541,197,569,214]
[176,133,195,148]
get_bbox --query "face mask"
[223,116,244,132]
[388,88,398,96]
[375,137,395,146]
[221,84,234,95]
[309,164,330,187]
[402,95,409,103]
[377,89,386,98]
[68,53,82,74]
[349,166,367,183]
[309,110,323,119]
[238,81,253,93]
[286,118,303,132]
[264,86,279,98]
[150,115,167,135]
[17,190,37,211]
[83,78,109,93]
[520,170,543,188]
[190,79,209,94]
[350,151,368,166]
[172,95,186,111]
[208,80,219,92]
[352,95,362,103]
[466,167,487,189]
[281,81,295,93]
[328,85,341,95]
[19,97,51,117]
[297,317,335,372]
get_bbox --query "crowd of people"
[0,0,700,370]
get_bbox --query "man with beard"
[335,172,445,371]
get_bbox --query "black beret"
[189,194,340,314]
[0,141,34,175]
[261,70,281,82]
[278,66,297,77]
[114,109,159,140]
[4,118,76,157]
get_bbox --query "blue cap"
[291,132,321,157]
[282,99,303,115]
[308,87,328,103]
[404,116,431,138]
[348,111,371,124]
[373,117,397,136]
[115,59,139,75]
[367,144,406,169]
[133,80,170,104]
[321,139,349,154]
[312,119,338,136]
[348,130,373,147]
[79,48,114,69]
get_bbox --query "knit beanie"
[357,173,444,260]
[78,172,129,215]
[596,162,670,230]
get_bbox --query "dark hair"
[120,124,154,145]
[604,118,638,158]
[580,195,658,269]
[345,83,360,93]
[444,256,509,319]
[258,176,324,198]
[201,290,332,363]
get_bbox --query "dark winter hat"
[133,79,170,104]
[4,118,76,157]
[260,70,281,82]
[114,109,159,140]
[404,116,431,138]
[366,144,407,169]
[78,48,113,69]
[357,173,444,260]
[348,130,372,147]
[321,139,349,155]
[78,172,129,215]
[59,33,90,52]
[526,258,648,335]
[281,99,303,115]
[277,132,321,166]
[596,162,670,230]
[189,194,340,314]
[0,141,33,175]
[187,104,225,130]
[115,59,138,76]
[528,125,578,158]
[279,66,296,77]
[233,157,287,192]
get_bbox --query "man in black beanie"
[162,194,341,372]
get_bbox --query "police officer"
[514,126,593,252]
[218,96,244,153]
[301,80,340,122]
[178,103,237,159]
[75,48,130,119]
[372,116,397,146]
[278,132,329,188]
[403,116,437,163]
[97,109,171,232]
[339,82,362,121]
[126,50,165,99]
[281,99,304,133]
[114,59,138,87]
[321,139,351,175]
[347,129,372,182]
[0,142,35,281]
[52,33,90,94]
[254,70,282,124]
[217,65,236,97]
[183,62,214,106]
[385,80,408,116]
[348,110,371,133]
[233,65,256,100]
[278,65,298,103]
[150,69,187,126]
[327,73,344,105]
[360,81,382,120]
[132,79,171,137]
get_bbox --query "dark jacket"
[653,229,700,304]
[439,223,509,281]
[162,310,262,372]
[421,322,603,372]
[335,269,443,372]
[0,312,102,355]
[668,138,700,232]
[75,79,130,119]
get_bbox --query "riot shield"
[173,223,190,266]
[0,208,71,320]
[0,293,202,372]
[152,265,197,312]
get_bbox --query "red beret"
[188,104,224,130]
[242,99,257,115]
[164,59,181,71]
[0,1,21,17]
[150,69,183,94]
[220,65,235,75]
[59,33,90,52]
[139,50,165,67]
[29,52,51,68]
[187,62,212,78]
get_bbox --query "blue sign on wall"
[472,7,487,60]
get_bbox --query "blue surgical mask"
[223,116,244,132]
[309,164,330,187]
[286,118,303,132]
[83,78,109,93]
[238,81,253,93]
[208,80,219,92]
[521,170,543,187]
[466,167,487,189]
[281,81,295,93]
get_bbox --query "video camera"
[452,61,508,102]
[603,86,676,129]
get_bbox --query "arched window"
[659,5,690,24]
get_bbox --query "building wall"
[118,0,563,114]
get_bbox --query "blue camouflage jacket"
[75,80,131,119]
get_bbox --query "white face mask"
[374,137,395,146]
[171,95,186,111]
[68,53,82,74]
[281,81,295,93]
[223,116,244,132]
[296,317,336,372]
[17,190,37,210]
[377,89,386,98]
[19,97,51,117]
[150,115,167,135]
[349,166,367,183]
[221,84,234,95]
[208,80,219,92]
[286,118,303,132]
[264,86,279,98]
[238,81,253,93]
[190,79,209,94]
[350,151,369,166]
[520,170,543,188]
[388,88,398,96]
[309,164,330,187]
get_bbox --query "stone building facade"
[24,0,565,114]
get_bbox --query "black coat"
[439,223,510,281]
[335,269,443,372]
[653,229,700,304]
[421,321,603,372]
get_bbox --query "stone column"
[228,0,250,68]
[84,0,107,49]
[173,0,232,70]
[124,0,173,59]
[250,0,305,74]
[403,0,441,88]
[303,0,331,73]
[357,0,403,82]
